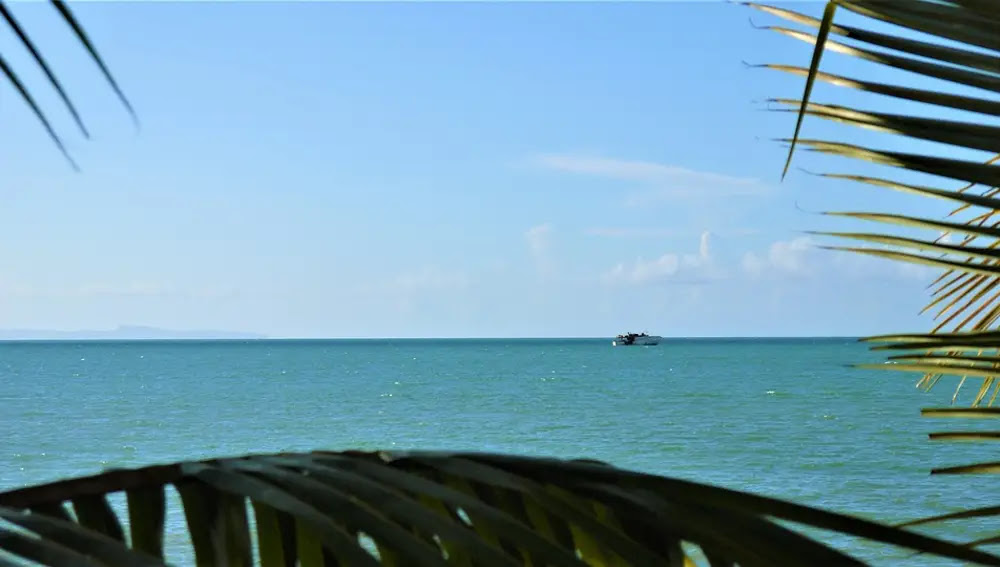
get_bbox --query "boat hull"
[612,335,661,346]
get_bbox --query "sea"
[1,337,997,565]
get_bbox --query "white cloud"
[742,236,816,279]
[586,227,760,239]
[535,154,772,204]
[742,236,936,281]
[525,223,555,279]
[537,154,758,187]
[699,230,711,259]
[602,231,722,286]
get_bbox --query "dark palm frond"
[2,450,1000,566]
[0,2,88,138]
[49,0,136,126]
[0,0,134,169]
[749,0,1000,501]
[747,0,1000,535]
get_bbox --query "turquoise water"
[1,338,996,564]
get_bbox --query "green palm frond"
[0,0,134,169]
[750,0,1000,480]
[2,450,1000,566]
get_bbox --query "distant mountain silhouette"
[0,325,267,340]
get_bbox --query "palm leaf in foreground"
[749,0,1000,481]
[0,0,134,169]
[1,450,999,566]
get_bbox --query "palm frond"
[49,0,136,126]
[2,450,1000,566]
[0,0,133,169]
[751,1,1000,383]
[0,2,88,138]
[751,0,1000,480]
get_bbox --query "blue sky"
[0,1,981,338]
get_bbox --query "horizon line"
[0,335,865,342]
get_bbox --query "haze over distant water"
[0,325,267,340]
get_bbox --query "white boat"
[612,332,661,346]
